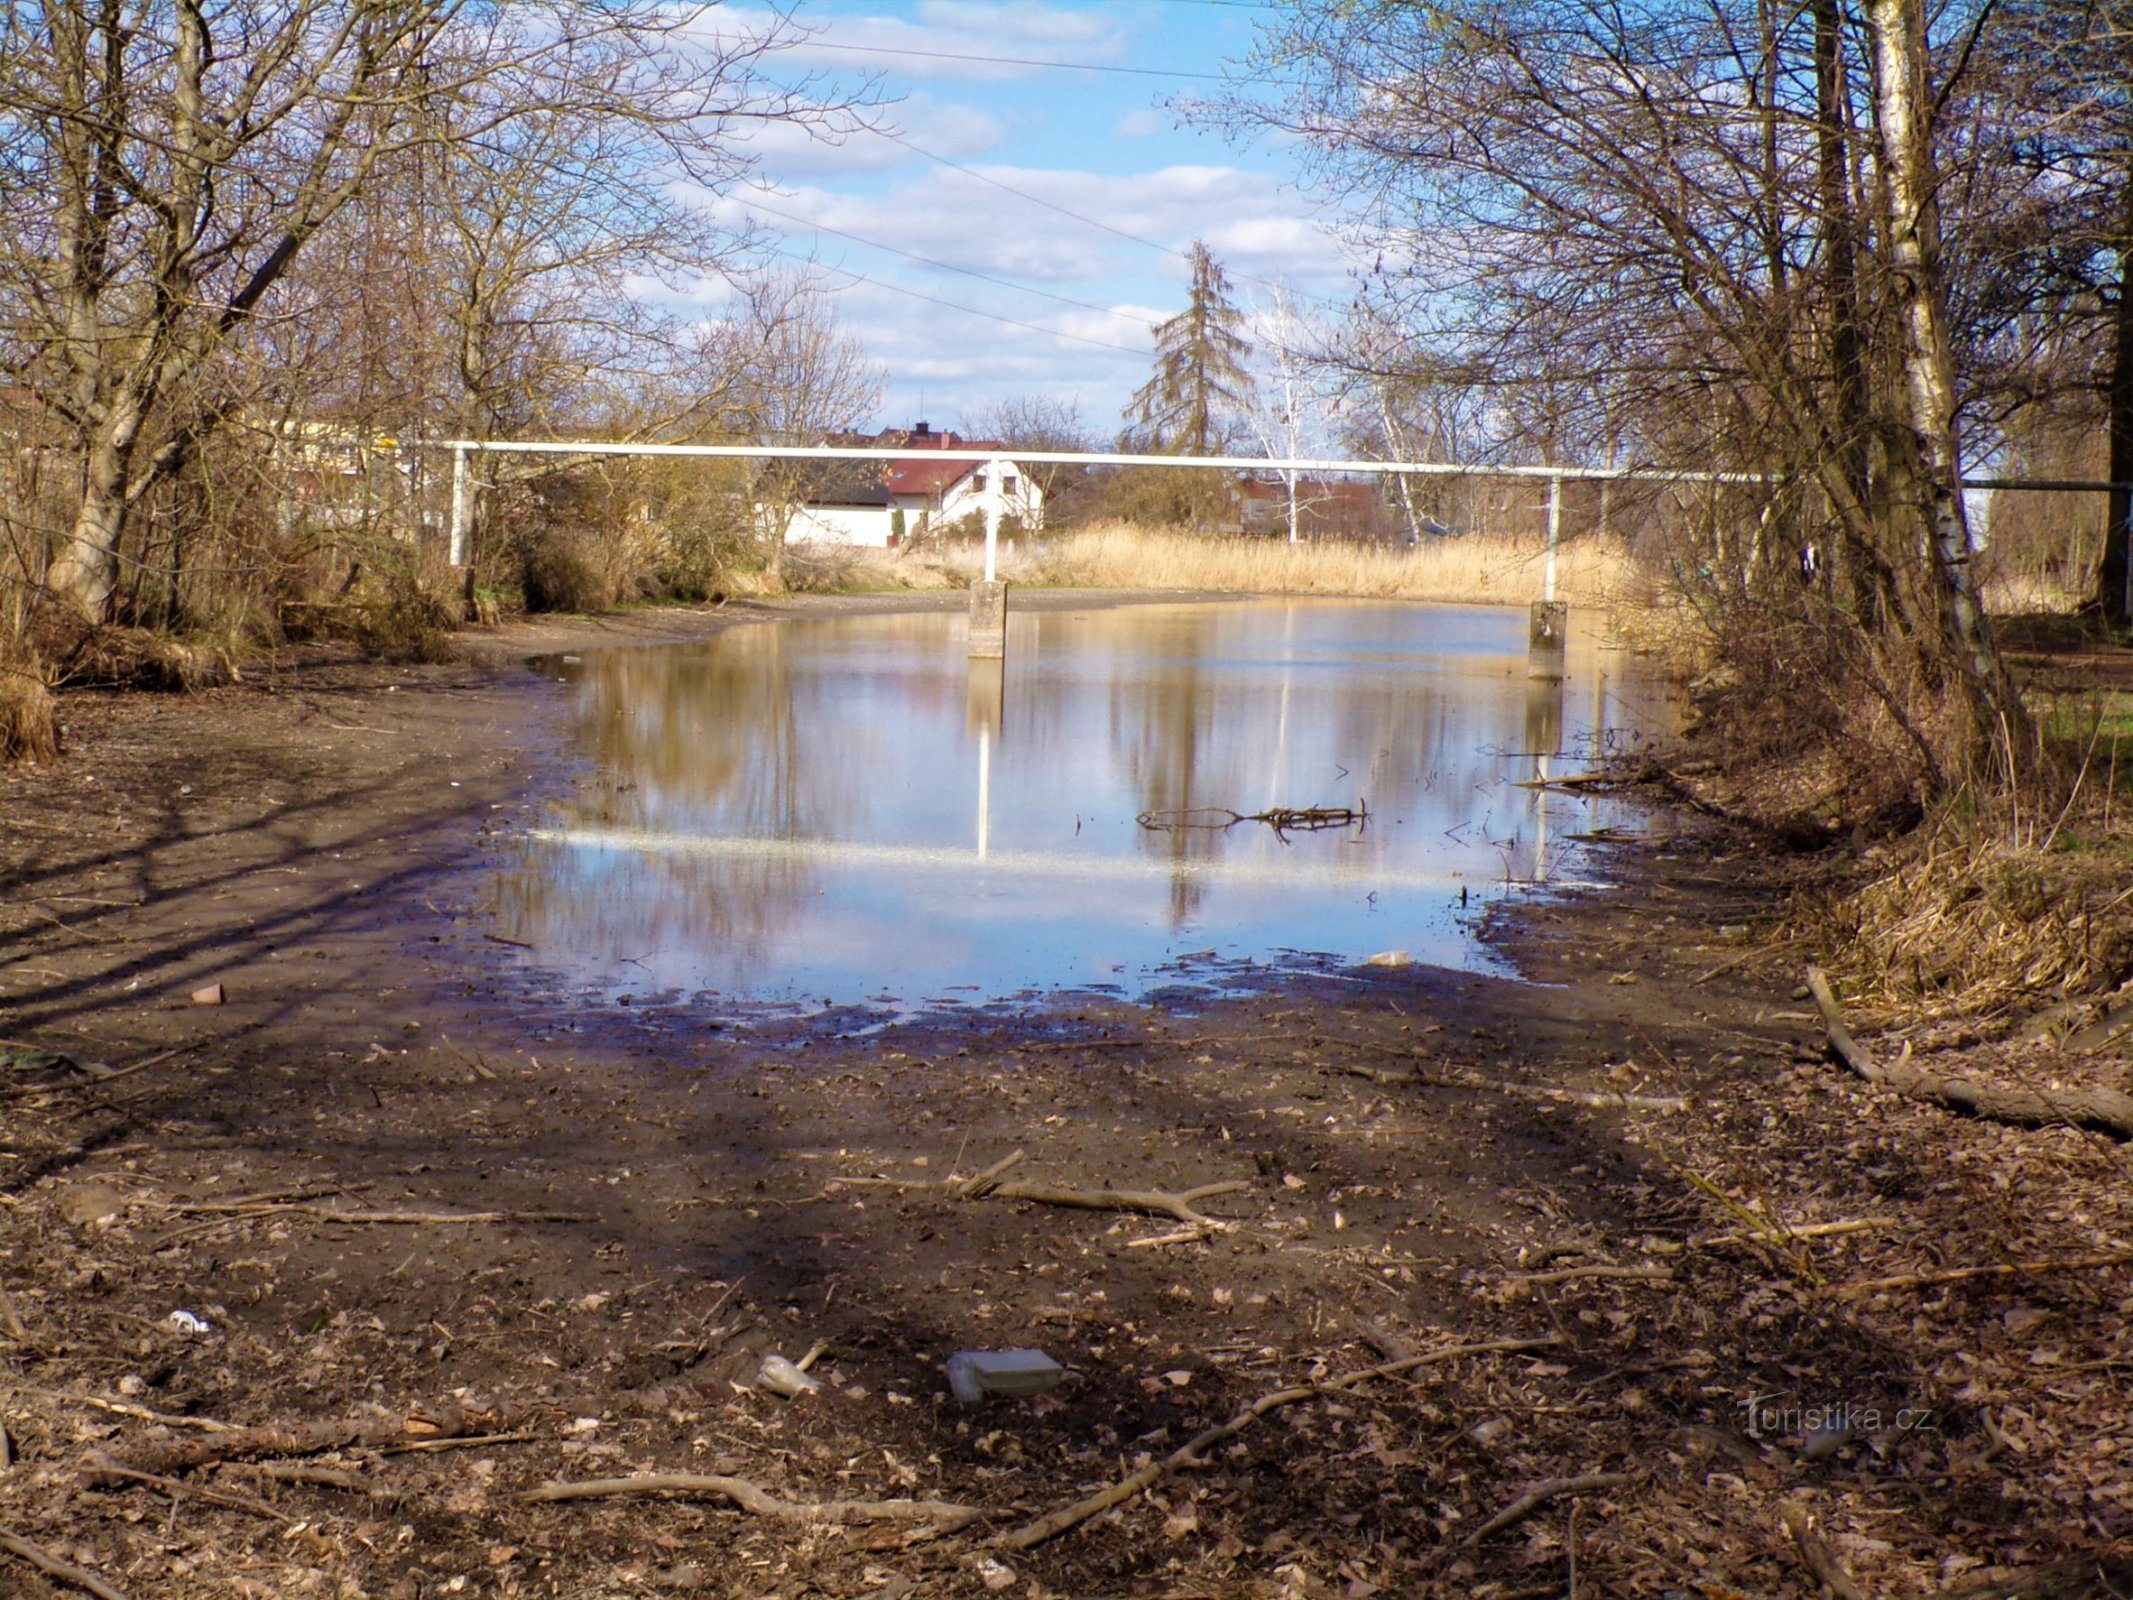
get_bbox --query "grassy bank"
[774,522,1645,608]
[1030,522,1638,605]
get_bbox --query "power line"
[767,245,1150,356]
[787,38,1293,82]
[740,192,1151,329]
[877,130,1359,317]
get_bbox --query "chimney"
[913,421,930,438]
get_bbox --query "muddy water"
[496,599,1674,1014]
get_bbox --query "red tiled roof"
[874,428,1006,499]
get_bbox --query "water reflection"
[494,601,1672,1009]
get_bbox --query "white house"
[781,423,1045,547]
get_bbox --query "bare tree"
[0,1,826,625]
[1238,287,1343,542]
[683,271,884,581]
[1225,0,2024,788]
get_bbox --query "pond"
[494,599,1674,1017]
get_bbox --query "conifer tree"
[1125,244,1255,454]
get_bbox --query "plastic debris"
[191,983,224,1005]
[947,1349,1063,1404]
[753,1354,822,1397]
[167,1310,210,1335]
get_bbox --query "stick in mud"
[519,1473,985,1532]
[999,1337,1560,1551]
[1461,1472,1632,1547]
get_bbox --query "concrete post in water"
[968,580,1008,659]
[1529,473,1566,679]
[966,657,1004,733]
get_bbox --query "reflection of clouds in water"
[493,601,1671,1007]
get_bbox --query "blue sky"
[677,0,1362,436]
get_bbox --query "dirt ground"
[1,596,2130,1600]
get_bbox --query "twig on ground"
[1779,1501,1867,1600]
[0,1042,197,1099]
[1831,1252,2133,1299]
[1331,1059,1687,1114]
[1007,1035,1246,1054]
[1000,1336,1559,1550]
[1460,1473,1631,1547]
[378,1431,536,1455]
[1693,1218,1891,1250]
[949,1149,1025,1198]
[0,1525,130,1600]
[31,1391,235,1432]
[519,1473,984,1531]
[158,1202,580,1225]
[1124,1225,1219,1249]
[986,1180,1250,1229]
[1506,1265,1674,1292]
[91,1462,290,1521]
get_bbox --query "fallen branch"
[0,1526,130,1600]
[1510,772,1612,791]
[90,1462,289,1521]
[1806,966,2133,1139]
[1831,1252,2133,1299]
[379,1431,537,1455]
[0,1042,196,1099]
[1137,804,1366,839]
[986,1180,1250,1229]
[158,1202,581,1225]
[1780,1501,1867,1600]
[999,1336,1559,1550]
[1332,1060,1686,1114]
[1461,1472,1631,1547]
[950,1149,1025,1199]
[1506,1265,1675,1292]
[1693,1218,1891,1250]
[81,1404,483,1480]
[1124,1225,1219,1249]
[519,1473,984,1532]
[28,1390,234,1432]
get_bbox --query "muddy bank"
[0,600,2127,1599]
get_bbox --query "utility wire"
[741,192,1152,328]
[876,130,1359,316]
[768,244,1151,355]
[787,38,1294,81]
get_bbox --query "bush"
[351,569,459,663]
[519,524,617,614]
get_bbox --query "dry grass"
[1981,570,2090,616]
[1028,522,1641,607]
[1818,800,2133,1025]
[776,543,971,594]
[0,667,57,762]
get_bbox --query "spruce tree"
[1125,243,1255,454]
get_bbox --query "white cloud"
[1114,108,1165,139]
[727,97,1003,178]
[702,2,1129,83]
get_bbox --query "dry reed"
[1821,808,2133,1024]
[1027,522,1639,607]
[0,668,57,762]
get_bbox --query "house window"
[972,472,987,491]
[1003,474,1018,495]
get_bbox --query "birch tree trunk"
[1864,0,2016,752]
